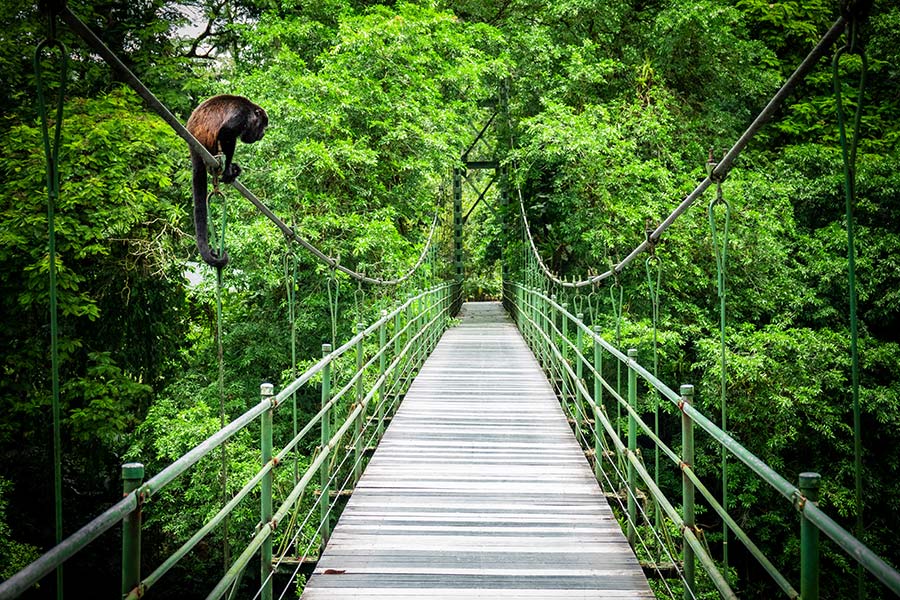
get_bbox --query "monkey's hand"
[221,162,242,184]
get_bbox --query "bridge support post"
[575,314,584,442]
[627,349,638,548]
[453,166,463,311]
[547,295,557,380]
[500,165,509,311]
[320,344,332,548]
[800,472,821,600]
[260,383,274,600]
[121,462,144,599]
[680,384,696,600]
[354,323,365,486]
[592,326,604,481]
[393,309,403,404]
[378,310,388,438]
[561,304,570,414]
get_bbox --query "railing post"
[393,307,403,404]
[681,383,696,600]
[406,294,416,369]
[354,323,365,486]
[800,472,822,600]
[592,326,603,481]
[378,309,388,438]
[548,295,557,377]
[453,167,463,288]
[536,288,542,351]
[259,382,274,600]
[561,303,570,415]
[394,307,403,358]
[574,313,583,441]
[319,344,332,547]
[427,289,436,349]
[121,462,144,599]
[627,348,638,547]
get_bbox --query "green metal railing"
[504,281,900,600]
[0,284,459,600]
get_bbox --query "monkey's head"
[241,105,269,144]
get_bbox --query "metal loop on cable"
[326,266,340,348]
[708,183,730,300]
[587,290,600,326]
[572,290,585,319]
[354,273,366,326]
[206,181,228,268]
[608,274,623,327]
[34,38,68,197]
[645,254,661,320]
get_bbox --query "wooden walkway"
[302,302,653,599]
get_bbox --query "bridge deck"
[301,302,653,599]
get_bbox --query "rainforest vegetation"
[1,0,899,597]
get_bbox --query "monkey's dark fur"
[187,95,268,268]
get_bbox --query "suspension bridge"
[5,2,900,600]
[302,302,652,599]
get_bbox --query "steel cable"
[58,5,442,287]
[513,16,847,288]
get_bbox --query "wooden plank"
[301,302,653,599]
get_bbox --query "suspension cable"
[833,1,870,595]
[645,250,662,534]
[513,16,848,288]
[57,4,441,287]
[34,6,68,597]
[707,154,731,568]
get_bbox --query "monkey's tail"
[192,154,230,269]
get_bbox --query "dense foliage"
[1,0,898,598]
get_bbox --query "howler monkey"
[187,94,268,268]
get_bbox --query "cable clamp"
[644,226,657,256]
[706,148,728,184]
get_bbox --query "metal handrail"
[505,282,900,598]
[0,284,459,600]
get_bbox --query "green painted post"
[800,472,822,600]
[521,286,528,341]
[537,288,544,357]
[574,313,583,441]
[518,285,535,344]
[407,294,416,370]
[561,304,570,416]
[522,286,528,337]
[627,349,638,547]
[393,308,402,404]
[548,295,557,378]
[409,295,420,370]
[354,323,365,486]
[319,344,332,546]
[427,289,436,349]
[534,289,543,363]
[681,384,696,600]
[593,326,604,480]
[453,167,463,291]
[394,309,402,357]
[378,310,387,438]
[259,383,274,600]
[121,462,144,598]
[526,287,534,347]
